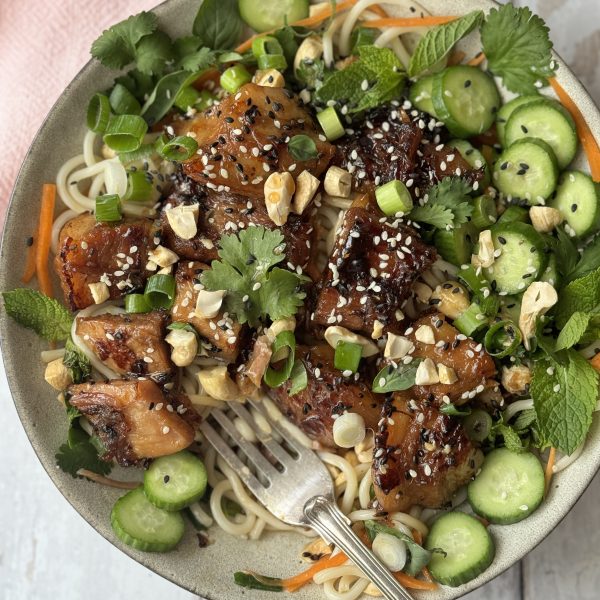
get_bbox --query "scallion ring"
[174,86,201,112]
[334,341,362,373]
[263,331,296,388]
[95,194,122,222]
[86,93,111,133]
[124,170,154,202]
[316,106,345,141]
[484,320,522,357]
[251,36,284,59]
[125,293,153,314]
[220,64,252,94]
[462,409,493,442]
[103,114,148,153]
[144,274,177,309]
[453,302,487,336]
[157,135,199,162]
[109,83,142,116]
[257,54,287,71]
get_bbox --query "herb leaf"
[565,234,600,284]
[2,289,73,342]
[141,70,201,125]
[192,0,244,50]
[556,311,592,351]
[531,349,599,454]
[288,135,318,161]
[56,428,112,478]
[180,47,219,72]
[63,339,91,384]
[134,31,174,75]
[493,423,526,453]
[553,227,579,281]
[408,10,484,77]
[554,267,600,328]
[440,403,471,417]
[482,4,556,95]
[372,360,422,393]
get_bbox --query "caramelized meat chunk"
[174,83,334,198]
[268,344,383,448]
[68,379,199,466]
[373,394,483,512]
[404,312,497,405]
[75,312,172,382]
[161,178,317,270]
[55,213,157,310]
[311,207,437,335]
[171,261,246,362]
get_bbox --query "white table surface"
[2,1,600,598]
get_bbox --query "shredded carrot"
[412,529,423,545]
[545,446,556,494]
[361,16,457,29]
[22,234,38,283]
[468,52,486,66]
[550,77,600,182]
[35,184,56,298]
[447,50,466,66]
[394,571,438,591]
[369,5,388,18]
[590,353,600,372]
[283,552,348,592]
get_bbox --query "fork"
[199,399,416,600]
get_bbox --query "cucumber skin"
[426,512,495,587]
[496,95,541,146]
[239,0,309,32]
[409,76,437,117]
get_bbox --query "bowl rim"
[2,1,600,599]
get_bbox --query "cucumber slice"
[426,511,495,587]
[448,139,491,189]
[499,295,522,323]
[549,170,600,237]
[111,487,185,552]
[468,448,545,524]
[409,75,438,117]
[493,138,558,204]
[497,204,529,224]
[504,99,577,169]
[471,195,498,230]
[482,222,547,295]
[238,0,309,32]
[434,223,478,266]
[432,66,500,137]
[496,95,540,146]
[144,451,208,511]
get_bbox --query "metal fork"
[199,399,416,600]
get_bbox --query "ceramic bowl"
[2,1,600,598]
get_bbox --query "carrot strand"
[468,52,486,66]
[283,552,348,592]
[35,183,56,298]
[545,446,556,495]
[21,234,38,283]
[361,16,457,28]
[394,571,438,591]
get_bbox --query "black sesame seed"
[435,319,443,328]
[517,168,527,175]
[571,203,578,212]
[521,125,528,134]
[498,236,507,245]
[500,162,508,170]
[164,475,170,483]
[225,116,234,123]
[26,236,34,247]
[464,79,472,88]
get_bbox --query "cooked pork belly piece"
[311,206,437,336]
[171,260,246,362]
[68,379,199,466]
[55,213,157,310]
[267,344,383,448]
[373,394,483,512]
[75,312,173,382]
[174,83,334,198]
[332,105,485,193]
[160,177,317,271]
[402,312,497,405]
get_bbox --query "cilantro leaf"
[554,267,600,328]
[180,47,219,72]
[410,177,474,229]
[482,4,556,95]
[192,0,244,50]
[201,227,308,327]
[556,311,592,351]
[315,46,406,113]
[134,31,174,75]
[288,135,318,161]
[531,349,599,454]
[63,339,91,384]
[56,428,112,478]
[408,10,484,77]
[2,289,73,342]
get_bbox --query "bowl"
[2,0,600,598]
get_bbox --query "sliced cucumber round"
[549,170,600,237]
[496,95,540,146]
[111,486,185,552]
[409,75,437,117]
[493,138,558,204]
[239,0,309,32]
[504,99,577,169]
[431,66,500,137]
[434,222,478,266]
[483,222,547,295]
[448,139,491,189]
[144,451,208,511]
[468,448,545,525]
[426,511,495,587]
[471,194,498,230]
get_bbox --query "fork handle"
[303,496,416,600]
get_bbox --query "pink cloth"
[0,0,158,223]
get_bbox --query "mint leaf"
[134,31,174,75]
[553,226,579,281]
[556,311,592,351]
[494,423,526,453]
[288,135,318,161]
[482,4,556,95]
[554,267,600,328]
[408,10,484,77]
[440,404,471,417]
[192,0,243,50]
[372,360,422,393]
[3,289,73,342]
[410,177,473,229]
[141,70,200,125]
[566,234,600,284]
[513,408,537,432]
[63,339,91,384]
[531,350,599,454]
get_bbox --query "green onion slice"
[484,319,522,357]
[103,114,148,153]
[95,194,122,222]
[334,341,362,373]
[252,36,284,58]
[157,135,199,162]
[220,64,252,94]
[462,409,493,442]
[257,54,287,71]
[109,83,142,116]
[263,331,296,388]
[440,403,472,417]
[376,180,414,216]
[453,301,487,336]
[125,293,153,313]
[316,106,345,141]
[124,170,154,202]
[118,143,156,164]
[144,274,177,309]
[86,93,111,133]
[174,86,201,112]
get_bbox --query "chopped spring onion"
[463,409,493,442]
[157,135,199,161]
[125,293,153,314]
[86,93,111,133]
[484,319,522,358]
[376,180,414,216]
[316,106,345,141]
[372,532,408,573]
[95,194,122,222]
[234,572,283,592]
[257,54,287,70]
[440,403,471,417]
[118,143,156,164]
[453,301,487,336]
[103,114,148,153]
[174,86,201,112]
[145,274,177,309]
[264,330,296,388]
[109,83,142,116]
[196,89,217,110]
[124,170,153,202]
[251,36,284,59]
[458,265,487,295]
[220,64,252,94]
[332,412,366,448]
[471,195,498,230]
[334,340,362,373]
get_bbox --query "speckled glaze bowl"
[2,0,600,598]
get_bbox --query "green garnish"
[95,194,122,223]
[263,331,296,388]
[334,341,362,374]
[56,427,112,478]
[287,135,318,161]
[288,360,308,396]
[372,360,422,393]
[192,0,244,51]
[144,274,177,309]
[63,339,92,384]
[440,404,472,417]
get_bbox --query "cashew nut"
[264,172,295,226]
[518,281,558,349]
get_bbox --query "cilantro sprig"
[201,227,309,328]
